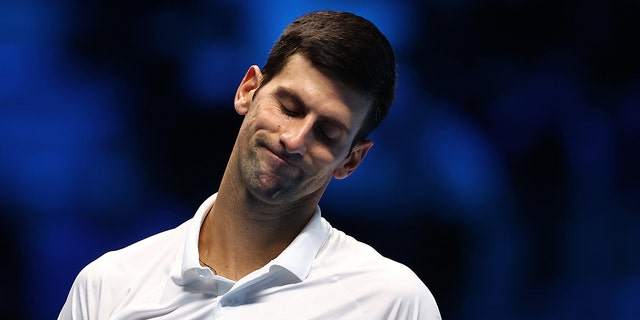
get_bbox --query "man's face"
[233,54,374,205]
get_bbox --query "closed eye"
[315,123,340,144]
[280,104,300,117]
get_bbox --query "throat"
[197,200,312,281]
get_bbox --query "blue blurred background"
[1,0,639,319]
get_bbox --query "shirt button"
[224,297,236,306]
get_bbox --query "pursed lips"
[262,145,302,171]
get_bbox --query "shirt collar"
[171,193,218,286]
[172,193,330,285]
[269,206,329,281]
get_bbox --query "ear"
[234,65,262,115]
[333,140,374,179]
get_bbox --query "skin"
[198,53,375,281]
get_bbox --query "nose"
[280,117,313,155]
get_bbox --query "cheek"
[251,105,286,132]
[309,146,347,173]
[238,109,273,142]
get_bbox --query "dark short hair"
[260,11,397,145]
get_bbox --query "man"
[59,11,441,319]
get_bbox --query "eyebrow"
[274,86,351,135]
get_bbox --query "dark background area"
[1,0,639,319]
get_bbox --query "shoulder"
[65,222,188,301]
[323,228,433,296]
[318,226,441,319]
[59,222,189,319]
[84,222,187,281]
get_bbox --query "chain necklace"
[199,257,218,275]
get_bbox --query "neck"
[198,168,318,281]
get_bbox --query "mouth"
[261,144,299,170]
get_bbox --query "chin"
[245,175,291,201]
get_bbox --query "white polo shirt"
[59,194,441,319]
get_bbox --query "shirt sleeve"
[58,266,96,320]
[380,276,442,320]
[58,255,124,320]
[362,261,442,320]
[386,285,442,320]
